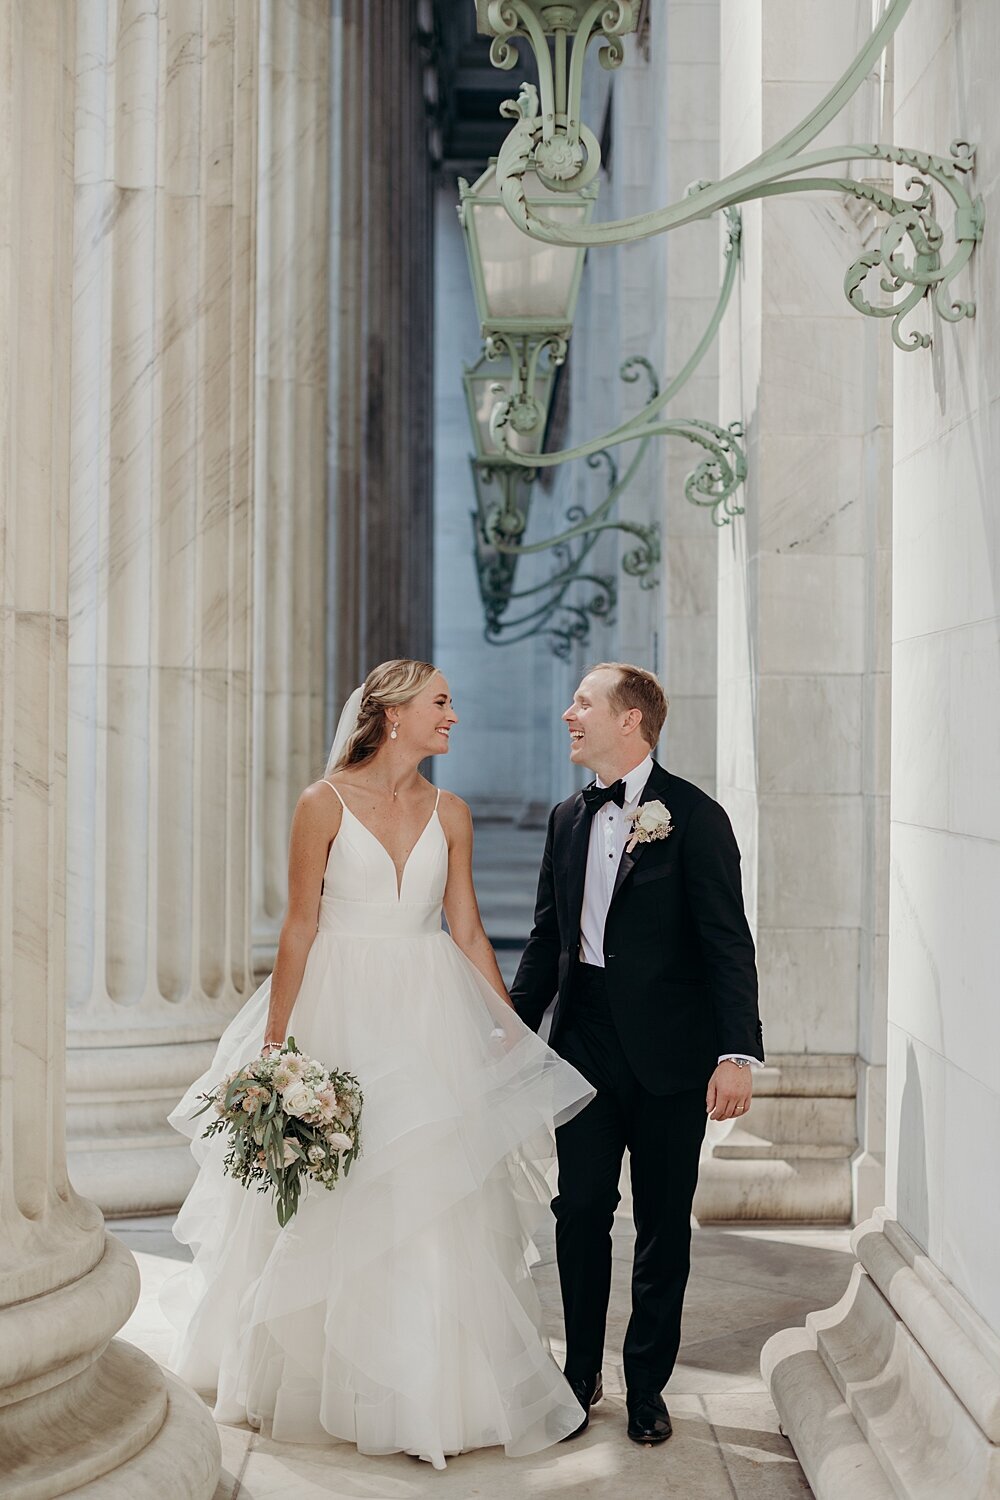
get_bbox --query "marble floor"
[113,1212,853,1499]
[112,819,854,1497]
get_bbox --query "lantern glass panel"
[468,167,589,324]
[467,362,554,458]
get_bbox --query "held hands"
[706,1060,752,1121]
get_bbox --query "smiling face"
[395,671,457,757]
[563,667,645,780]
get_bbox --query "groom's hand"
[706,1061,752,1121]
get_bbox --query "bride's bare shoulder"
[436,789,472,838]
[296,777,345,830]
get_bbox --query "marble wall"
[0,5,219,1492]
[764,4,1000,1494]
[886,0,1000,1335]
[710,0,892,1219]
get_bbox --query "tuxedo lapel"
[610,761,670,906]
[565,794,591,940]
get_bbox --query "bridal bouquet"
[193,1039,363,1226]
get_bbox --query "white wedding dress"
[163,785,594,1468]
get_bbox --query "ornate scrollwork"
[472,444,658,656]
[840,141,982,350]
[483,0,983,352]
[486,244,749,528]
[485,330,567,447]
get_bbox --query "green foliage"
[195,1041,364,1228]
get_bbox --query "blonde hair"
[327,659,438,773]
[587,661,668,748]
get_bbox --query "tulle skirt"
[162,925,594,1468]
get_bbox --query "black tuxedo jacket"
[510,761,763,1095]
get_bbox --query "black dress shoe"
[561,1371,603,1440]
[626,1389,672,1444]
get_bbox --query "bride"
[163,658,594,1469]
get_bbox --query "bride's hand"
[261,1039,283,1057]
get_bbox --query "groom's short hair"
[587,662,668,747]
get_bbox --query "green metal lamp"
[463,346,556,461]
[458,160,594,450]
[458,159,595,337]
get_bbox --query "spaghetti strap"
[322,778,347,809]
[434,787,442,811]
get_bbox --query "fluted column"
[764,3,1000,1492]
[251,0,330,978]
[0,5,219,1493]
[66,0,259,1213]
[703,1,891,1220]
[328,0,436,703]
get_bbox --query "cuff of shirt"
[717,1053,764,1068]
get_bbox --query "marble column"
[66,0,259,1214]
[328,0,436,707]
[613,1,722,797]
[251,0,330,979]
[764,2,1000,1492]
[0,5,219,1493]
[704,1,891,1220]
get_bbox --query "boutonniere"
[625,799,674,854]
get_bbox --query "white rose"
[326,1131,354,1153]
[637,799,670,832]
[282,1137,299,1164]
[281,1082,314,1118]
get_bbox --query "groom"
[511,662,763,1445]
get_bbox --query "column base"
[1,1341,220,1500]
[67,1367,220,1499]
[66,1040,217,1215]
[762,1208,1000,1499]
[694,1053,856,1221]
[1,1230,220,1500]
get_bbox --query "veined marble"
[713,0,891,1221]
[251,0,330,980]
[66,1,260,1214]
[765,0,1000,1487]
[0,6,218,1494]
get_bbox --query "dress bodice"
[317,785,448,938]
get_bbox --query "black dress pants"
[553,963,707,1394]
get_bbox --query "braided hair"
[326,659,438,773]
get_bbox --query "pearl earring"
[390,723,398,740]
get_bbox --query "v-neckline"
[341,802,439,900]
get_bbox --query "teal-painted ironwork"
[471,444,660,657]
[488,205,747,530]
[480,0,983,354]
[464,204,746,648]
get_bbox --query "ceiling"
[432,1,534,179]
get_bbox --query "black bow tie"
[582,779,627,814]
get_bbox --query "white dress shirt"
[579,755,759,1069]
[579,754,654,968]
